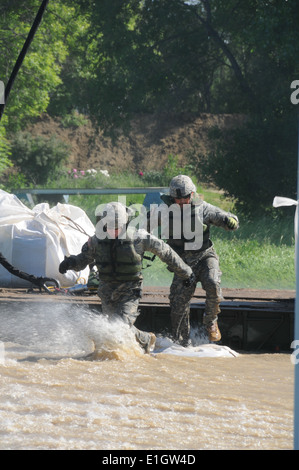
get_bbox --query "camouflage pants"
[169,246,222,345]
[97,280,151,350]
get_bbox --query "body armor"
[90,230,142,282]
[160,193,210,253]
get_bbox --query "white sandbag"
[0,190,95,288]
[153,336,238,358]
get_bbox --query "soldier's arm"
[202,201,239,231]
[65,237,97,271]
[136,231,193,279]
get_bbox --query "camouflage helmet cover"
[169,175,196,198]
[95,201,128,229]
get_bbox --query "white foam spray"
[0,302,142,361]
[0,303,238,361]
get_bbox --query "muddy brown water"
[0,301,294,450]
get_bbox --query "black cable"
[0,0,50,121]
[0,251,59,294]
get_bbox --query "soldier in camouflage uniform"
[151,175,239,345]
[59,202,193,353]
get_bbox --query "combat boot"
[206,321,221,342]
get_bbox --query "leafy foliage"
[0,122,12,174]
[0,0,72,130]
[10,131,70,185]
[142,155,191,186]
[193,112,298,216]
[1,0,299,214]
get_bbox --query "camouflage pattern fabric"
[68,229,192,282]
[169,174,196,198]
[98,279,151,349]
[197,199,238,231]
[151,194,238,345]
[64,229,192,350]
[169,245,222,346]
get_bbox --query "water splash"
[0,302,142,361]
[190,324,209,346]
[89,313,143,361]
[0,303,238,362]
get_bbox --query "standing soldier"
[59,201,194,354]
[151,175,239,346]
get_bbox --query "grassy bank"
[142,216,296,290]
[213,214,295,290]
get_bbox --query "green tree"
[0,120,12,175]
[0,1,69,130]
[2,1,299,214]
[0,0,90,181]
[0,0,93,133]
[194,112,298,216]
[10,131,70,185]
[195,0,299,214]
[66,0,224,126]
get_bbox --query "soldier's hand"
[59,256,74,274]
[184,272,196,287]
[226,216,238,230]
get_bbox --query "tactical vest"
[91,230,142,282]
[160,193,210,253]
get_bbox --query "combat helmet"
[169,175,196,199]
[95,201,128,229]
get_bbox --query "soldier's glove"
[226,216,239,230]
[184,272,196,287]
[59,256,76,274]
